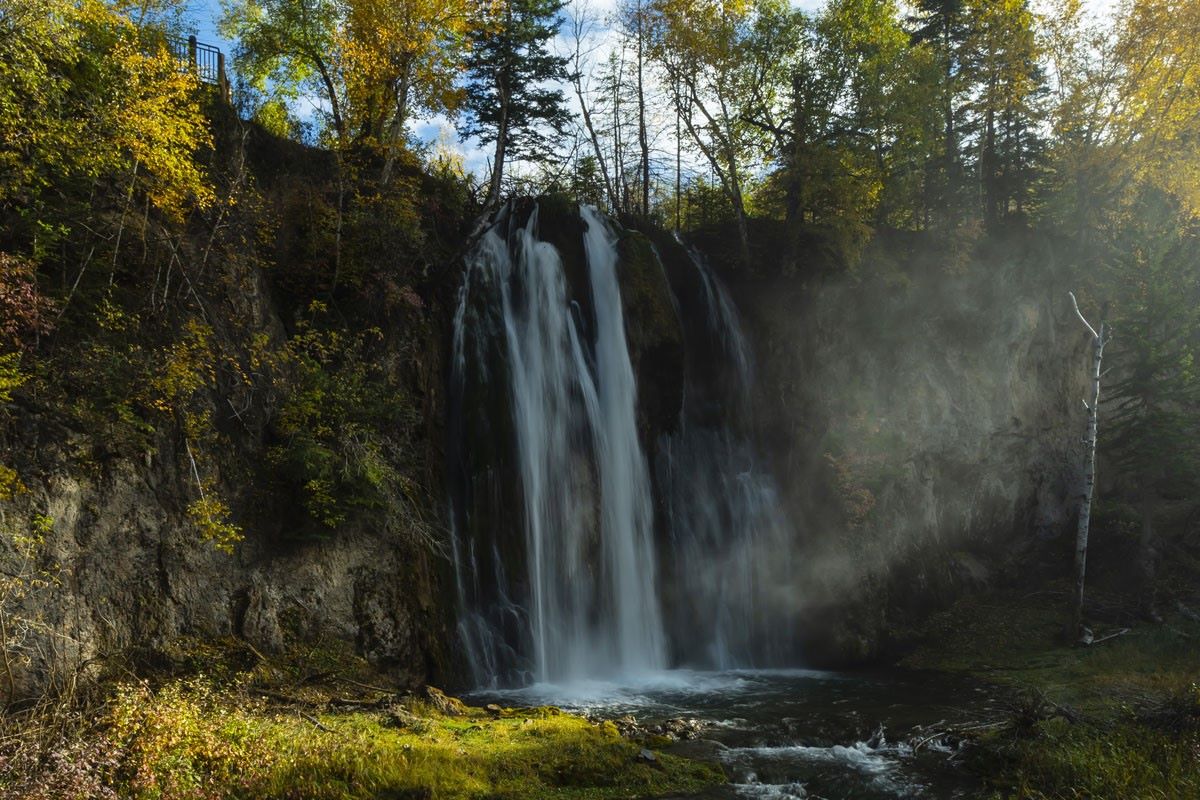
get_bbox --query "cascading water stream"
[450,202,798,687]
[450,203,665,686]
[580,206,667,674]
[656,244,799,668]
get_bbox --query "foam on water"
[733,781,810,799]
[721,730,923,797]
[469,668,764,712]
[468,667,987,799]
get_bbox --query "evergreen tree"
[461,0,571,210]
[959,0,1046,230]
[906,0,970,223]
[813,0,938,228]
[1100,192,1200,615]
[571,154,609,209]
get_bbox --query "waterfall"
[656,244,799,668]
[580,206,667,674]
[450,202,798,687]
[450,203,665,686]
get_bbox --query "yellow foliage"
[1113,0,1200,217]
[224,0,472,148]
[0,464,26,502]
[0,352,24,405]
[145,319,242,553]
[0,0,214,224]
[342,0,472,141]
[150,320,217,416]
[105,37,216,219]
[186,490,243,554]
[101,679,722,799]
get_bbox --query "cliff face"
[10,444,444,683]
[725,234,1091,662]
[1,263,455,700]
[0,116,466,702]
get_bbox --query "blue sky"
[181,0,1117,177]
[182,0,1115,48]
[182,0,1119,57]
[184,0,233,52]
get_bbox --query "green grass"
[91,678,721,800]
[902,585,1200,799]
[974,717,1200,800]
[1,639,722,800]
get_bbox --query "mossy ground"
[902,584,1200,799]
[0,640,722,800]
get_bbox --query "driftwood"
[296,670,336,686]
[1089,627,1131,645]
[911,718,1009,753]
[911,691,1085,754]
[331,675,397,695]
[249,688,306,705]
[299,711,333,733]
[328,695,394,710]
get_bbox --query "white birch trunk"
[1069,291,1107,642]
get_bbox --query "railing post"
[217,50,230,102]
[188,35,198,72]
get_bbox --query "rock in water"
[611,714,644,737]
[653,717,708,740]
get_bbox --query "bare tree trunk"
[569,4,618,212]
[109,161,140,285]
[612,53,626,215]
[634,1,650,217]
[380,67,413,186]
[311,51,345,146]
[941,20,955,220]
[485,81,511,211]
[675,89,681,230]
[677,82,751,266]
[576,84,618,211]
[1069,291,1108,643]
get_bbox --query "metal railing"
[166,34,230,101]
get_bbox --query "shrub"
[267,302,432,545]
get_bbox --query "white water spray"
[451,204,665,684]
[658,245,798,667]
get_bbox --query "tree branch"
[1069,291,1099,339]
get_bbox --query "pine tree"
[959,0,1046,230]
[906,0,970,223]
[813,0,936,228]
[1101,192,1200,616]
[461,0,571,210]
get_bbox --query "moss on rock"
[616,231,684,437]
